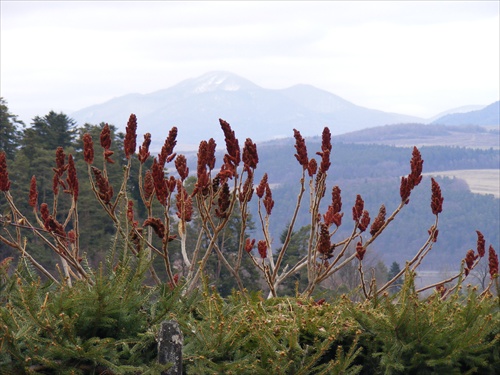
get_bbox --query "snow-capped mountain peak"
[177,71,259,94]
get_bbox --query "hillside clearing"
[423,169,500,198]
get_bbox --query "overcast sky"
[1,1,499,125]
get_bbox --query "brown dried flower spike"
[100,124,115,164]
[0,151,10,192]
[370,205,386,236]
[476,230,485,258]
[293,129,309,170]
[430,178,444,215]
[242,138,258,172]
[175,154,189,182]
[488,245,498,278]
[138,133,151,164]
[83,133,94,165]
[257,240,267,259]
[65,154,79,202]
[124,113,137,159]
[159,127,178,166]
[352,194,364,223]
[29,176,38,209]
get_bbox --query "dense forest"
[1,97,498,280]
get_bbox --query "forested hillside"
[1,98,498,274]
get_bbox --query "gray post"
[158,320,183,375]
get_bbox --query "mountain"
[426,104,486,123]
[70,71,424,150]
[431,101,500,126]
[331,123,500,149]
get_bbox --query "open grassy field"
[423,169,500,198]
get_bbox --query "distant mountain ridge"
[71,71,498,150]
[431,101,499,126]
[71,71,424,149]
[330,123,499,149]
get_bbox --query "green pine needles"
[1,259,499,373]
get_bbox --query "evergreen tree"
[388,261,403,293]
[22,111,77,152]
[0,97,23,159]
[278,224,311,296]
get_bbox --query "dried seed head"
[263,184,274,216]
[176,180,193,222]
[427,225,439,243]
[40,203,50,222]
[0,151,10,192]
[104,149,115,164]
[323,205,343,228]
[400,176,411,204]
[220,118,240,166]
[352,194,364,222]
[91,166,114,204]
[370,205,386,236]
[143,169,154,201]
[152,159,167,205]
[316,128,332,174]
[400,147,424,204]
[44,215,66,239]
[476,230,485,258]
[321,127,332,152]
[257,240,267,259]
[332,186,342,212]
[175,154,189,181]
[194,140,211,196]
[355,241,366,261]
[52,172,60,196]
[215,182,231,219]
[127,200,136,226]
[293,129,309,170]
[464,249,478,275]
[219,155,237,180]
[83,133,94,164]
[242,138,258,172]
[143,217,165,240]
[68,229,76,245]
[159,127,178,166]
[324,186,343,227]
[29,176,38,209]
[100,124,112,150]
[206,138,217,170]
[430,178,444,215]
[124,113,137,159]
[65,154,79,202]
[317,223,331,255]
[307,158,317,177]
[256,173,268,198]
[488,245,498,278]
[245,238,255,253]
[316,149,331,175]
[409,146,423,187]
[167,176,177,193]
[138,133,151,164]
[55,147,66,174]
[358,210,371,232]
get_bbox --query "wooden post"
[158,320,183,375]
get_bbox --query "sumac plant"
[0,115,498,299]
